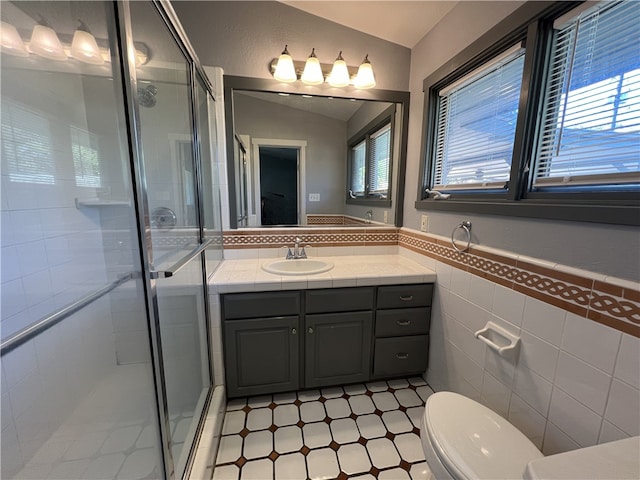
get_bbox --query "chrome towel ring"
[451,221,472,253]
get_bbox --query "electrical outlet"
[383,211,388,223]
[308,193,320,202]
[420,214,429,232]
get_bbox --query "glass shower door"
[125,2,212,477]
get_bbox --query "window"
[533,1,640,190]
[418,0,639,225]
[71,126,102,188]
[348,106,394,204]
[433,45,525,190]
[1,101,55,185]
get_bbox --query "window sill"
[414,198,640,226]
[347,199,392,208]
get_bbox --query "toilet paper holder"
[474,321,520,356]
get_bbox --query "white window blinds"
[533,0,640,188]
[350,140,366,196]
[433,46,526,190]
[368,124,391,196]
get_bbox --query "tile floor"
[214,377,435,480]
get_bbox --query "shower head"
[137,84,157,108]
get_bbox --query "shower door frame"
[114,1,217,478]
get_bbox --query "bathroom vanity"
[212,255,435,398]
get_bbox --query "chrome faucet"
[366,210,373,223]
[286,237,307,259]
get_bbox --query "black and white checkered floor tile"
[213,377,435,479]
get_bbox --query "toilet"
[420,391,544,480]
[421,391,640,480]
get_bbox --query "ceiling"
[281,1,458,48]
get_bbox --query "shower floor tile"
[214,377,436,479]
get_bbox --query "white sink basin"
[262,259,333,275]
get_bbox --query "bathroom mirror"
[224,76,409,229]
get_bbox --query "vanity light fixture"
[328,51,350,87]
[301,48,324,85]
[2,19,149,66]
[70,21,104,65]
[0,21,29,57]
[29,22,67,60]
[270,46,377,89]
[273,45,297,83]
[353,54,376,89]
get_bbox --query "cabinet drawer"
[373,336,429,377]
[305,287,374,313]
[375,307,430,337]
[223,291,300,319]
[376,284,433,309]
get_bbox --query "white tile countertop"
[208,255,437,293]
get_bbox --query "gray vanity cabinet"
[304,287,374,388]
[223,291,301,398]
[372,284,433,378]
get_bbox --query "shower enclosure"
[0,1,223,478]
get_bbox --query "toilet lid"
[425,392,543,480]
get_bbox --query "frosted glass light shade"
[301,48,323,85]
[274,45,296,83]
[354,55,376,89]
[1,22,29,57]
[70,29,104,65]
[328,51,350,87]
[29,24,66,60]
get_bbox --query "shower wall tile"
[604,379,640,436]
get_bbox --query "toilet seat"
[425,392,543,480]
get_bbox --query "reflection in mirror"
[225,76,409,228]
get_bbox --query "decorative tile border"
[223,227,399,249]
[398,229,640,338]
[220,227,639,337]
[306,215,369,226]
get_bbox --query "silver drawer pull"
[395,353,409,360]
[308,327,314,334]
[396,320,411,326]
[291,328,297,335]
[399,295,413,301]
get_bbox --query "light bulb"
[354,54,376,89]
[328,51,350,87]
[29,24,66,60]
[0,21,29,57]
[301,48,324,85]
[273,45,296,83]
[70,27,104,65]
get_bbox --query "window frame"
[347,104,395,207]
[416,1,640,226]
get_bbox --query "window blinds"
[368,124,391,195]
[433,47,525,190]
[533,0,640,188]
[350,140,366,195]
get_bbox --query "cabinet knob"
[308,327,314,334]
[291,328,297,335]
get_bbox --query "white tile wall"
[421,253,640,455]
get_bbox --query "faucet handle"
[285,247,294,259]
[299,245,308,259]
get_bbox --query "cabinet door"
[224,316,299,398]
[305,312,372,388]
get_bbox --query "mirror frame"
[224,75,410,229]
